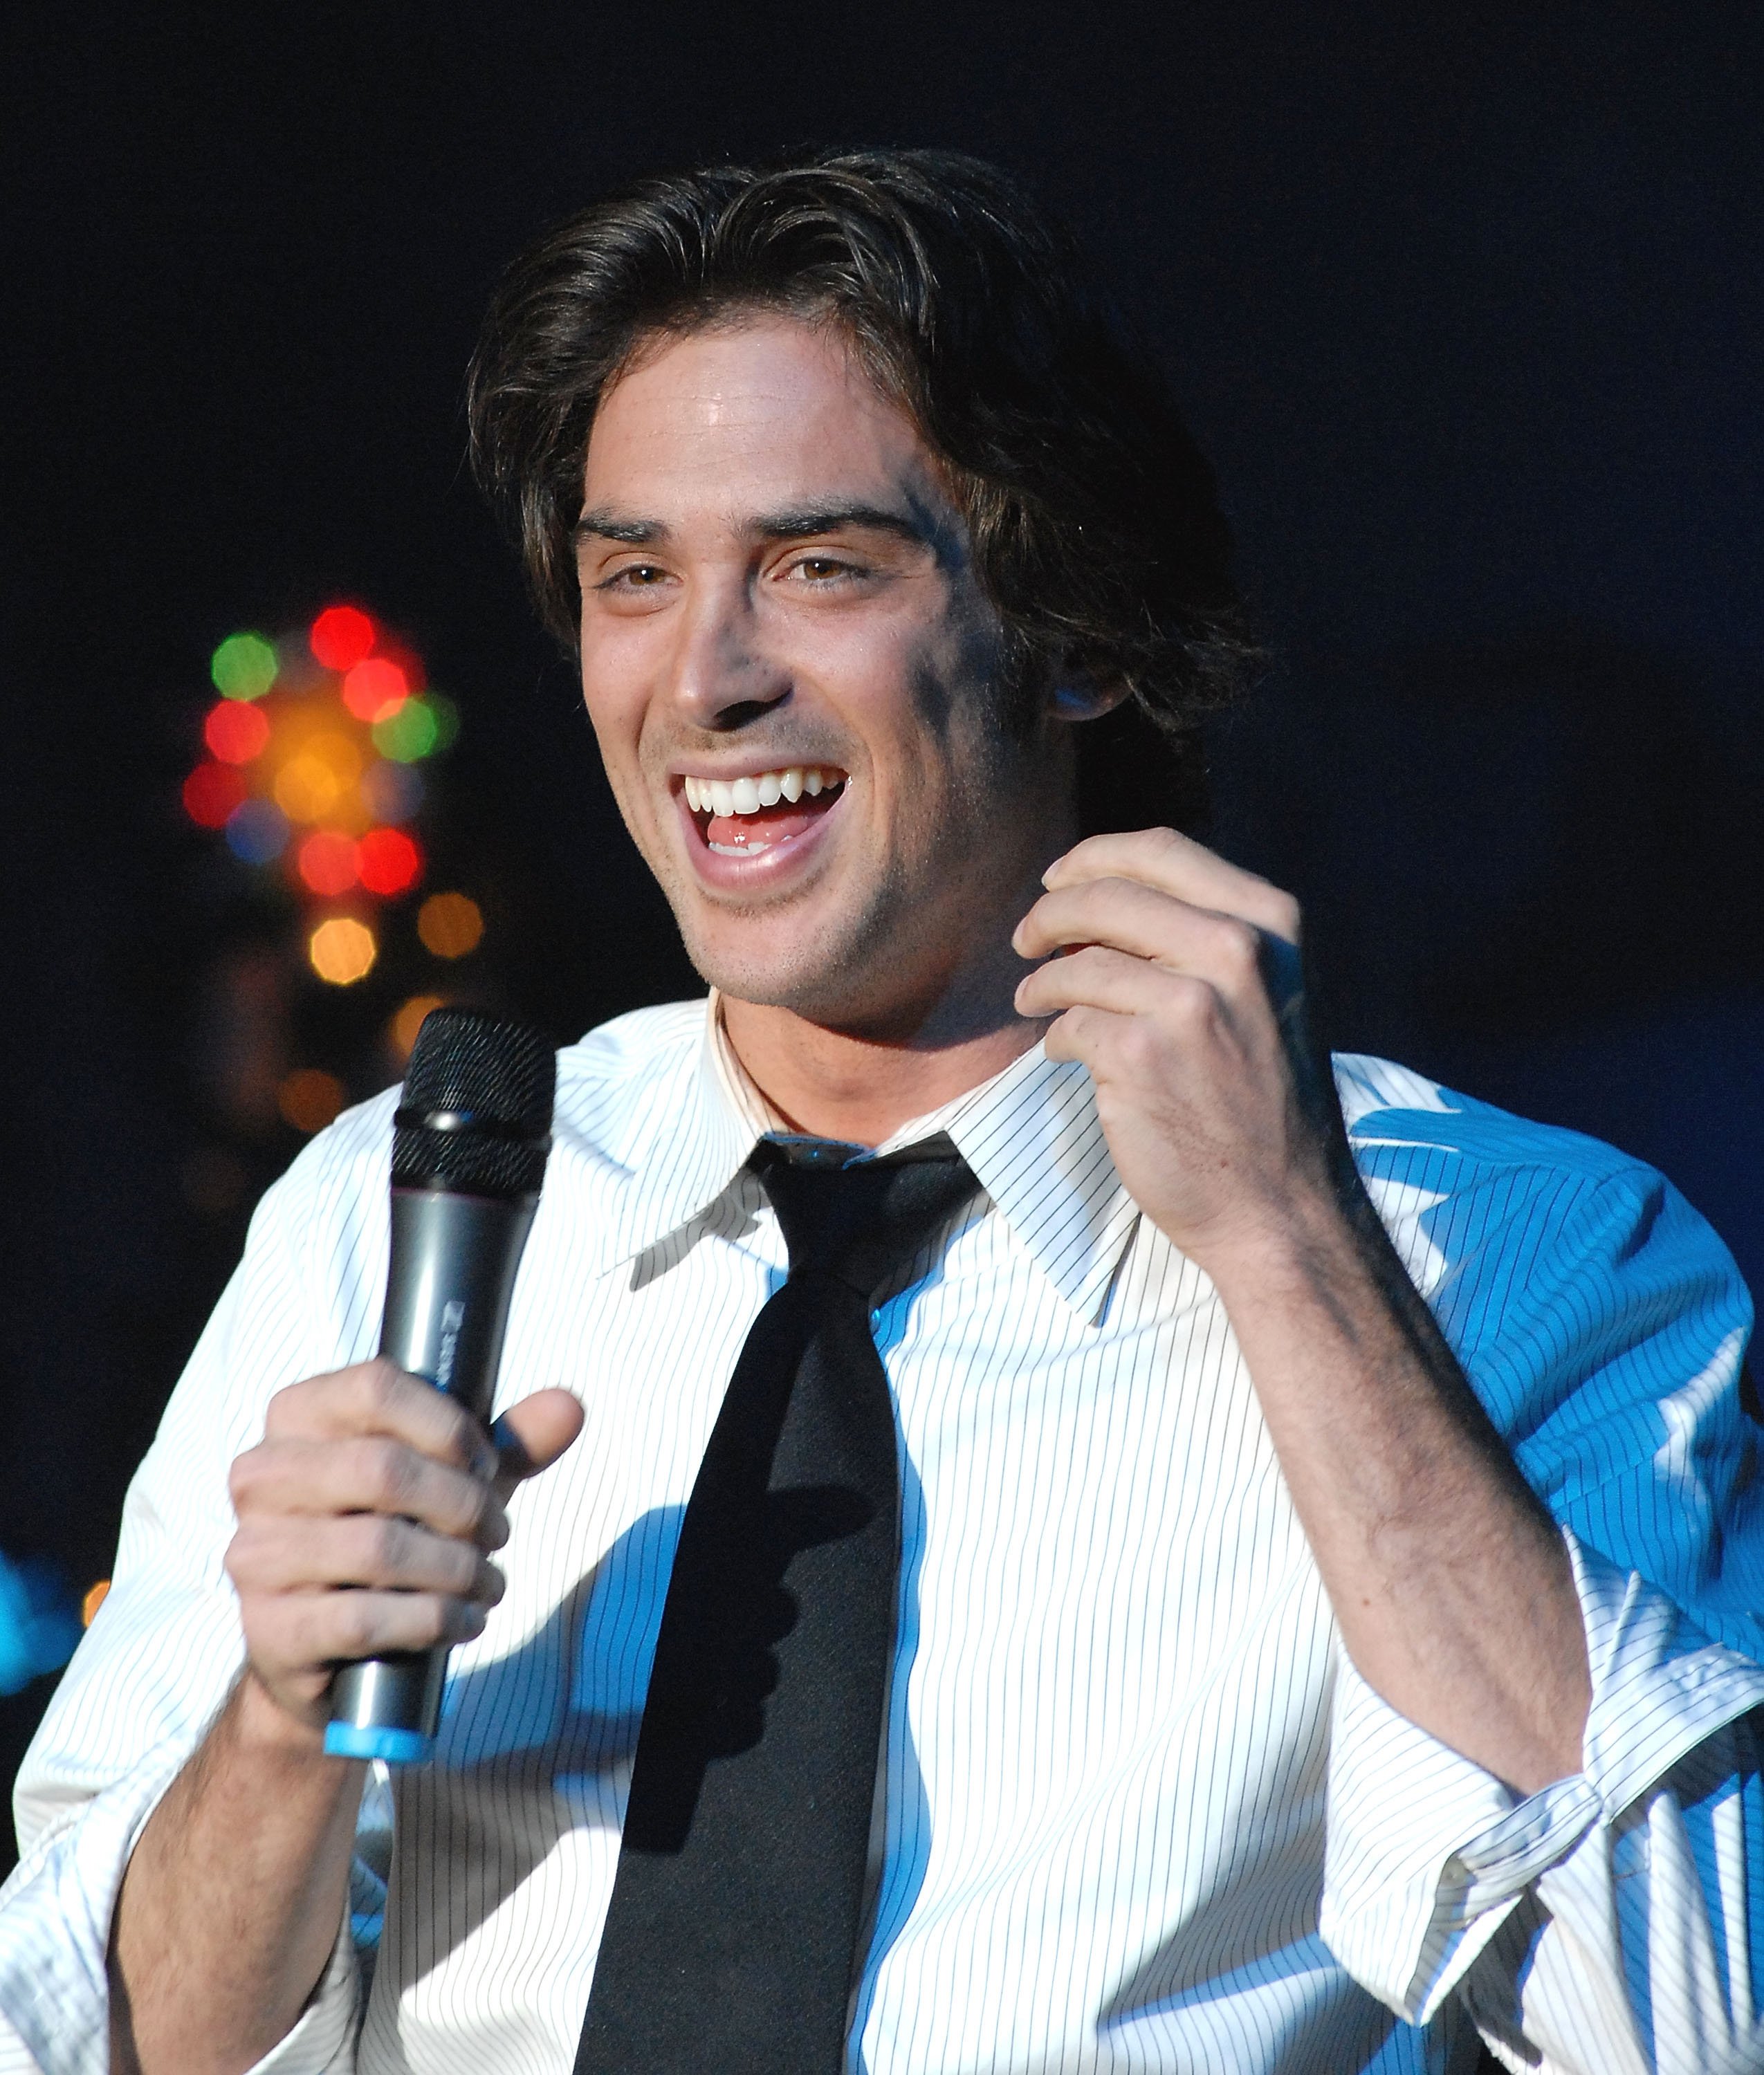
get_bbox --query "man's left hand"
[1012,826,1348,1273]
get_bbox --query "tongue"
[704,792,840,852]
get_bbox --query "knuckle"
[1169,978,1214,1029]
[369,1513,414,1578]
[357,1436,414,1511]
[1211,918,1260,977]
[223,1527,258,1591]
[228,1447,265,1509]
[1269,891,1303,943]
[360,1357,406,1413]
[1117,1021,1161,1074]
[261,1381,309,1437]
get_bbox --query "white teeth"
[683,766,844,817]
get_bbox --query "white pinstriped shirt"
[3,998,1763,2074]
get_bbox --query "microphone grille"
[393,1007,555,1199]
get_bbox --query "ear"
[1049,672,1131,723]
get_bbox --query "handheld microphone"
[324,1006,555,1765]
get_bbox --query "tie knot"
[747,1134,980,1295]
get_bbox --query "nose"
[665,569,789,735]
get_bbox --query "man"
[2,150,1761,2074]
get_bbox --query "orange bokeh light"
[342,658,408,723]
[390,994,445,1060]
[278,1068,348,1133]
[204,699,272,764]
[309,916,378,986]
[273,732,362,824]
[297,830,361,896]
[358,827,423,896]
[417,892,484,959]
[310,605,376,672]
[183,762,248,828]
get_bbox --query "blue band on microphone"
[323,1722,434,1764]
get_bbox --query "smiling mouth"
[681,764,848,856]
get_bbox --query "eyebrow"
[571,501,934,551]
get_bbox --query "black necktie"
[576,1134,980,2075]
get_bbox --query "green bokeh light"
[372,697,439,762]
[210,631,279,701]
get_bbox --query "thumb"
[488,1388,585,1500]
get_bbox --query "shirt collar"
[584,995,1138,1325]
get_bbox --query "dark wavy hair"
[467,148,1258,832]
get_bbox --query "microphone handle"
[324,1187,537,1764]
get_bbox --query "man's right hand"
[223,1361,584,1738]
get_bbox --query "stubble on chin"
[670,856,923,1026]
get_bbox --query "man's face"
[575,313,1076,1035]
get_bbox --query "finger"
[489,1388,585,1502]
[1039,1001,1122,1067]
[230,1433,508,1548]
[228,1511,504,1604]
[255,1585,490,1673]
[263,1360,498,1480]
[1041,828,1301,943]
[1014,880,1268,986]
[1016,943,1209,1024]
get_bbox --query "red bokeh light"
[203,699,272,764]
[342,658,408,723]
[357,827,423,896]
[296,830,361,896]
[309,605,376,672]
[183,762,248,828]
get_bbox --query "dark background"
[2,2,1760,1850]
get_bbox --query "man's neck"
[721,993,1045,1147]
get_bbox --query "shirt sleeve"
[0,1120,389,2075]
[1320,1146,1764,2069]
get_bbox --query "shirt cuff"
[0,1740,361,2075]
[0,1737,188,2075]
[1318,1527,1764,2025]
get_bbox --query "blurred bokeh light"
[308,916,378,986]
[277,1068,348,1133]
[417,892,484,959]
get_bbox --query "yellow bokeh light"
[82,1580,111,1627]
[417,892,484,959]
[390,993,445,1060]
[309,916,378,986]
[273,732,364,824]
[278,1067,348,1132]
